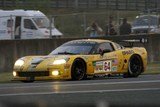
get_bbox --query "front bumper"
[13,68,71,81]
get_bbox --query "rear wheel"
[71,59,86,80]
[123,55,143,78]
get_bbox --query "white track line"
[0,88,160,97]
[0,80,160,89]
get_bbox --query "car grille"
[17,71,49,77]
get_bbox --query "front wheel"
[71,59,86,80]
[123,55,143,78]
[21,77,34,83]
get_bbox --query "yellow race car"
[13,39,147,82]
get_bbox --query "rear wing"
[115,38,148,47]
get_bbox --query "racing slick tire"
[71,58,87,80]
[123,55,143,78]
[21,77,34,83]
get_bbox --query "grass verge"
[143,62,160,74]
[0,72,13,83]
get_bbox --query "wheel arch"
[72,57,87,70]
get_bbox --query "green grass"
[0,72,13,83]
[0,63,159,83]
[143,63,160,75]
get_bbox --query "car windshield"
[50,41,97,55]
[132,16,158,27]
[33,17,53,28]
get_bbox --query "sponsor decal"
[122,50,134,55]
[103,61,111,72]
[93,62,96,66]
[94,58,119,73]
[95,61,103,72]
[103,54,118,59]
[111,66,117,72]
[94,60,112,73]
[112,59,118,65]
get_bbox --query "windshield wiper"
[57,51,76,55]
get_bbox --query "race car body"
[13,39,147,82]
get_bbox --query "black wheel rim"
[129,57,141,74]
[75,67,84,79]
[73,60,85,80]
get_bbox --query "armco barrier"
[0,34,159,72]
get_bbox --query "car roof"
[138,15,158,18]
[69,39,112,43]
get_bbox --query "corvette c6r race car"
[13,39,147,82]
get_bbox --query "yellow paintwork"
[13,39,147,81]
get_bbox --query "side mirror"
[100,49,111,56]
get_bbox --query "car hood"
[28,55,69,62]
[16,55,71,71]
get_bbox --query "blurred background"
[0,0,159,37]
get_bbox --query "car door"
[21,18,38,39]
[93,42,123,74]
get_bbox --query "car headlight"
[14,59,24,67]
[51,70,59,76]
[13,71,17,77]
[52,59,66,65]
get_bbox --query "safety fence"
[0,11,141,38]
[0,0,159,11]
[0,11,158,38]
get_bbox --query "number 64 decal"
[104,61,111,72]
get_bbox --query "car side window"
[114,43,124,50]
[7,19,14,27]
[24,19,37,30]
[96,42,114,54]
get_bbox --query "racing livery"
[13,39,147,82]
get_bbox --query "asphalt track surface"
[0,74,160,107]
